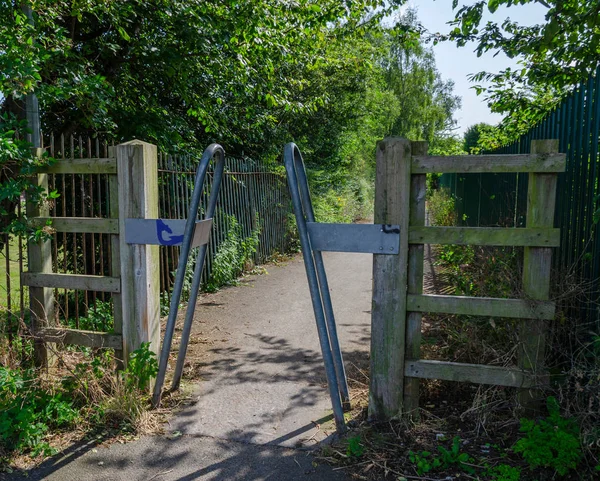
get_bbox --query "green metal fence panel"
[441,67,600,324]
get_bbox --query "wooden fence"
[441,67,600,326]
[370,138,565,419]
[0,134,292,337]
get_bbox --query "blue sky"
[405,0,547,134]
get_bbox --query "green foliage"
[408,437,473,476]
[346,436,364,459]
[514,397,582,476]
[437,436,475,474]
[205,215,260,292]
[383,10,461,142]
[0,114,54,242]
[487,464,521,481]
[408,450,442,475]
[125,342,159,392]
[463,122,496,153]
[69,300,114,332]
[427,188,457,225]
[443,1,598,143]
[0,366,79,456]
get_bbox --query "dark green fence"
[441,67,600,324]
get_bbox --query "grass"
[0,235,27,313]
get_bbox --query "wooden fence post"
[116,140,160,366]
[404,141,427,418]
[27,148,55,367]
[519,139,558,410]
[369,137,411,420]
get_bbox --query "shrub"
[0,366,79,456]
[205,215,260,292]
[513,396,582,476]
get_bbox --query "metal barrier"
[283,143,401,432]
[148,144,225,407]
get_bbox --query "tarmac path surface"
[9,252,373,481]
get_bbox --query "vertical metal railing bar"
[578,76,594,285]
[99,139,107,303]
[78,136,89,315]
[564,91,578,268]
[572,82,587,271]
[587,70,600,322]
[559,96,571,267]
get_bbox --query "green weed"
[69,299,114,332]
[513,396,582,476]
[124,342,158,392]
[487,464,521,481]
[408,450,441,475]
[205,215,260,292]
[408,437,474,476]
[346,435,364,458]
[0,366,79,456]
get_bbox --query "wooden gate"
[23,141,160,367]
[369,138,565,419]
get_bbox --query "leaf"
[488,0,500,14]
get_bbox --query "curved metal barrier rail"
[283,142,401,433]
[151,143,225,407]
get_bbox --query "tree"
[463,122,494,153]
[439,0,599,141]
[384,10,461,143]
[0,0,406,234]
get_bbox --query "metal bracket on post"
[123,144,225,408]
[283,143,400,433]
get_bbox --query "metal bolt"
[379,246,383,250]
[389,247,394,251]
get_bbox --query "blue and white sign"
[125,218,213,247]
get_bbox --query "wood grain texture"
[405,360,535,388]
[109,173,124,364]
[32,217,119,234]
[117,141,160,366]
[408,226,560,247]
[370,137,411,420]
[22,272,120,292]
[27,148,55,366]
[519,140,558,409]
[40,327,123,350]
[37,158,117,174]
[407,294,555,320]
[412,153,566,173]
[404,141,427,418]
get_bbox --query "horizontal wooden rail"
[412,153,566,173]
[405,360,535,388]
[32,217,119,234]
[37,158,117,174]
[407,294,555,320]
[22,273,120,293]
[39,327,122,349]
[408,226,560,247]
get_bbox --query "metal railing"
[0,134,294,331]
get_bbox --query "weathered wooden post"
[518,139,558,410]
[27,147,55,367]
[116,140,161,365]
[404,141,427,418]
[369,137,411,419]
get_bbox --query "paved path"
[12,252,373,481]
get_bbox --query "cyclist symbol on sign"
[156,219,184,246]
